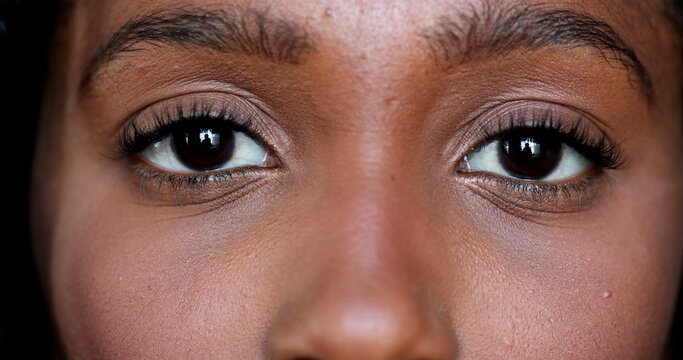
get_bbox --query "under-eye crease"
[456,102,624,213]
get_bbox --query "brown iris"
[172,123,236,171]
[498,129,562,180]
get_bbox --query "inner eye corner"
[453,155,473,174]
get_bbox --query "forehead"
[61,0,678,109]
[75,0,665,40]
[70,0,673,72]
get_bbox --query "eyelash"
[470,110,624,171]
[117,102,258,155]
[459,109,624,212]
[116,101,271,192]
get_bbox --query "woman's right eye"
[140,119,269,174]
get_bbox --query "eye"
[140,119,269,174]
[463,128,593,182]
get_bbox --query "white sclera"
[465,140,591,182]
[141,131,268,173]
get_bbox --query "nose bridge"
[321,73,417,237]
[310,126,423,330]
[266,117,456,359]
[318,121,415,277]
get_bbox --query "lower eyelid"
[124,162,278,206]
[457,171,607,218]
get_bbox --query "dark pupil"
[498,129,562,179]
[172,123,236,171]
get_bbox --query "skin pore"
[32,0,683,359]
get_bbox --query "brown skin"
[32,0,683,359]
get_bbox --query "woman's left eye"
[140,121,269,174]
[463,128,593,182]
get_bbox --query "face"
[32,0,683,358]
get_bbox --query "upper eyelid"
[113,92,290,159]
[477,115,603,151]
[470,111,622,169]
[452,99,616,135]
[445,100,620,161]
[116,102,256,156]
[118,111,253,155]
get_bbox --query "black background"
[0,0,57,358]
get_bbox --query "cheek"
[45,181,291,359]
[480,189,681,357]
[43,153,683,360]
[425,148,683,357]
[432,214,681,359]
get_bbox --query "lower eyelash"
[461,171,608,217]
[128,162,274,205]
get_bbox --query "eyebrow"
[79,7,315,94]
[423,2,654,100]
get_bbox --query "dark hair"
[0,0,681,358]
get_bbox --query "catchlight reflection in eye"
[141,126,268,174]
[464,130,592,182]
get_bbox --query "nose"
[266,213,457,359]
[266,120,457,359]
[267,288,456,360]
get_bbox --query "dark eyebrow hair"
[80,7,315,94]
[423,2,654,100]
